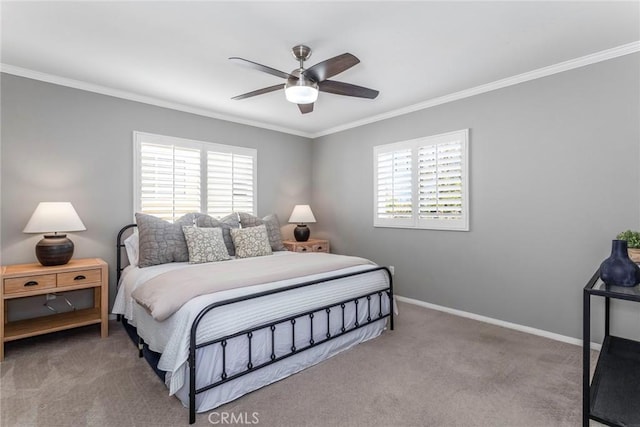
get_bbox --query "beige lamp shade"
[23,202,86,266]
[288,205,316,224]
[23,202,86,233]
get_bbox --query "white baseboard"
[395,295,602,351]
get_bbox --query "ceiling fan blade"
[229,57,297,81]
[304,53,360,82]
[298,103,314,114]
[319,80,379,99]
[231,84,284,100]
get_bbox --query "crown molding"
[0,64,313,139]
[311,40,640,138]
[2,40,638,140]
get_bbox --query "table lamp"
[288,205,316,242]
[23,202,86,266]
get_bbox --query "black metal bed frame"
[116,224,394,424]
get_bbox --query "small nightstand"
[0,258,109,361]
[283,239,330,253]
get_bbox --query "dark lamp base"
[294,225,310,242]
[35,234,74,266]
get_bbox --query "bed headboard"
[116,224,137,283]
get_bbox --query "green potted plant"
[616,230,640,263]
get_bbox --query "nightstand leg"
[604,297,610,337]
[582,290,590,427]
[100,266,109,337]
[0,301,4,362]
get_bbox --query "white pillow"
[124,232,139,267]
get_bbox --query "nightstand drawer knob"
[24,281,39,287]
[301,247,307,252]
[317,246,323,250]
[74,275,86,281]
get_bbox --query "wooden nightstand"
[283,239,330,253]
[0,258,108,361]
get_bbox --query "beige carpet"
[1,302,597,426]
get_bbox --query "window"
[373,129,469,231]
[133,132,256,222]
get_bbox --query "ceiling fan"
[229,44,379,114]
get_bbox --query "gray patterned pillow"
[196,213,239,256]
[182,226,230,263]
[231,224,273,258]
[237,212,285,251]
[136,212,206,268]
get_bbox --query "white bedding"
[113,251,393,411]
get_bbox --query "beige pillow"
[230,224,273,258]
[182,226,231,264]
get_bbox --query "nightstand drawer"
[4,274,57,294]
[57,269,102,287]
[283,239,330,254]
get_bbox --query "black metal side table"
[583,270,640,427]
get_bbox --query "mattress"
[113,251,393,412]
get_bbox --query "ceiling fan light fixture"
[285,77,318,104]
[230,45,378,113]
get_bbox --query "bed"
[114,221,394,424]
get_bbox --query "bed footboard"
[188,266,393,424]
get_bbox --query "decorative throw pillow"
[237,212,286,251]
[182,226,230,264]
[123,232,139,267]
[230,224,273,258]
[136,212,207,268]
[196,213,240,256]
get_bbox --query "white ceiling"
[2,1,639,138]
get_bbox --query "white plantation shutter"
[139,143,201,222]
[207,151,255,218]
[230,153,255,213]
[134,132,256,222]
[374,129,469,231]
[419,141,463,219]
[375,148,413,224]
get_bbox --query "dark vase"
[600,240,640,287]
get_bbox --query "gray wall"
[1,74,312,314]
[2,53,639,341]
[311,53,640,341]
